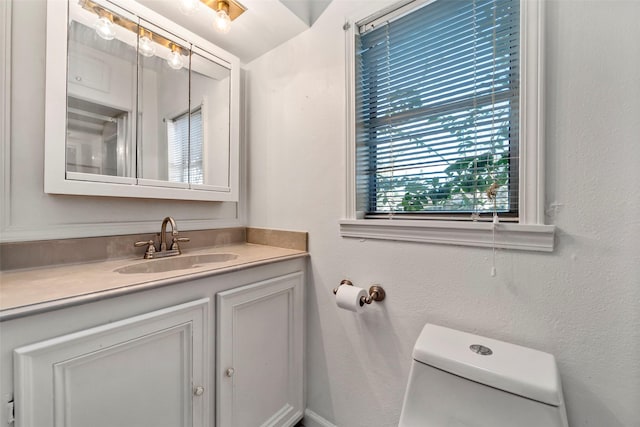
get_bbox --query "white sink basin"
[115,253,239,274]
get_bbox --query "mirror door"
[137,19,191,188]
[66,0,137,184]
[189,48,231,192]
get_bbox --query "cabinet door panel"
[217,272,304,427]
[14,298,210,427]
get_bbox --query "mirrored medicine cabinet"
[44,0,240,201]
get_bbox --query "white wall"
[1,0,240,242]
[245,1,640,426]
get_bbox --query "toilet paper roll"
[335,285,368,313]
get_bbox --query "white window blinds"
[355,0,520,218]
[167,107,203,184]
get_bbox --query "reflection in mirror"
[137,21,190,186]
[66,0,137,179]
[190,50,231,189]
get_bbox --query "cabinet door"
[13,298,210,427]
[217,272,304,427]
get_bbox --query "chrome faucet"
[134,216,190,259]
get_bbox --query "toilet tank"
[399,324,569,427]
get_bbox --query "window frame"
[341,0,555,252]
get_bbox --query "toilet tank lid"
[413,324,563,407]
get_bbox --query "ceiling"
[135,0,333,64]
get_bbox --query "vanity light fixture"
[94,15,116,40]
[138,29,156,57]
[180,0,246,34]
[81,0,190,70]
[167,44,185,70]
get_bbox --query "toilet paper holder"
[333,279,386,305]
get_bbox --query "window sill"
[339,219,555,252]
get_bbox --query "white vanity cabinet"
[13,298,210,427]
[217,272,304,427]
[0,258,306,427]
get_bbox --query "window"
[167,107,203,184]
[357,0,519,218]
[342,0,555,251]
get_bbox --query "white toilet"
[399,324,569,427]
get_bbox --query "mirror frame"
[44,0,240,202]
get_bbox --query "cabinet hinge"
[7,399,14,424]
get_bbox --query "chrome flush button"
[470,344,493,355]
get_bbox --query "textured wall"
[245,0,640,426]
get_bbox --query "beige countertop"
[0,243,307,320]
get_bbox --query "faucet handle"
[134,240,156,258]
[171,237,190,252]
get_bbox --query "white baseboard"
[303,409,337,427]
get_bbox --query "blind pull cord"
[488,0,499,278]
[487,182,500,277]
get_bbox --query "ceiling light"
[181,0,246,34]
[214,5,231,34]
[179,0,200,15]
[94,16,116,40]
[167,45,185,70]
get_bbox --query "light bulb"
[179,0,200,15]
[167,50,184,70]
[139,35,156,57]
[94,16,116,40]
[214,9,231,34]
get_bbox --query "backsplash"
[0,227,308,271]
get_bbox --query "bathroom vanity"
[0,243,306,427]
[3,0,304,422]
